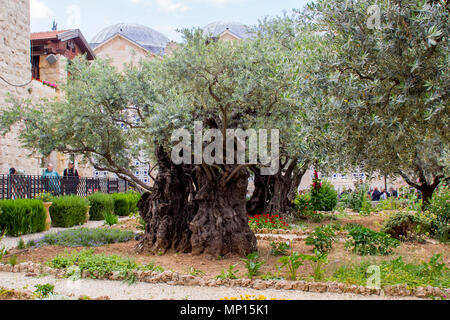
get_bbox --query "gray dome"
[203,21,252,39]
[90,23,170,55]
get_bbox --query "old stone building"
[0,0,95,176]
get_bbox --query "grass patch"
[332,254,450,289]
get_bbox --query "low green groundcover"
[32,228,136,248]
[333,254,450,289]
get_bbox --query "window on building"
[31,56,40,79]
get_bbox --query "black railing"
[0,174,129,200]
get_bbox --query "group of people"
[368,187,398,201]
[8,162,80,196]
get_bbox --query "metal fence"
[0,174,129,200]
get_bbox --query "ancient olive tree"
[1,26,310,256]
[299,0,449,205]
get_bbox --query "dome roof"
[203,21,252,39]
[90,23,170,55]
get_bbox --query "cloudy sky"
[30,0,310,42]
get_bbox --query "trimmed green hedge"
[0,199,46,236]
[88,193,114,221]
[49,196,89,228]
[112,193,141,216]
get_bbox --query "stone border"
[0,262,447,299]
[252,228,348,237]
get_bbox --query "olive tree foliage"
[1,58,158,190]
[297,0,449,204]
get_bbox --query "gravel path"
[0,217,132,250]
[0,272,421,300]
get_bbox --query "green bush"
[418,185,449,243]
[310,180,338,212]
[0,199,46,236]
[344,185,370,212]
[345,225,400,256]
[125,190,141,214]
[305,225,336,253]
[381,212,424,240]
[112,193,131,216]
[88,193,114,221]
[49,196,88,228]
[293,193,313,216]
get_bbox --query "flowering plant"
[32,77,58,89]
[248,214,289,230]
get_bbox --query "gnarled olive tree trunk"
[137,147,257,257]
[190,165,257,257]
[136,147,196,254]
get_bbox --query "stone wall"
[0,0,35,175]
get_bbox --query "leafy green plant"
[88,193,115,221]
[278,243,304,281]
[103,212,119,226]
[36,228,135,247]
[26,240,36,248]
[216,264,240,280]
[49,196,89,228]
[301,250,329,281]
[345,225,400,256]
[305,225,336,253]
[35,192,53,202]
[34,284,55,299]
[270,241,290,256]
[359,201,373,216]
[0,199,46,236]
[241,252,265,279]
[293,193,313,217]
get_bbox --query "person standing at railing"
[41,163,60,196]
[63,162,79,195]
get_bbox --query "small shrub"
[310,180,338,212]
[103,212,119,226]
[242,252,265,279]
[381,212,424,240]
[36,228,135,247]
[0,199,46,236]
[188,267,205,277]
[49,196,89,228]
[270,241,290,256]
[345,225,400,256]
[293,193,313,217]
[127,192,141,214]
[112,193,131,216]
[418,185,449,243]
[305,225,336,253]
[88,193,114,221]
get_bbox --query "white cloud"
[30,0,52,20]
[155,0,189,13]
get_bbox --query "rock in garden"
[252,280,268,290]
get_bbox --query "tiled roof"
[31,30,72,40]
